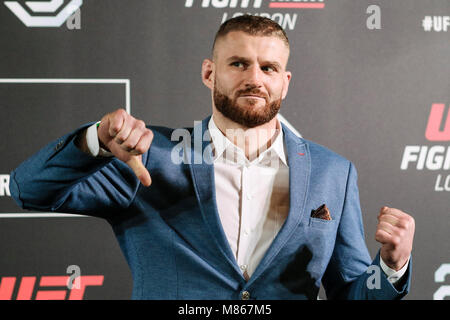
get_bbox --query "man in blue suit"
[10,15,414,299]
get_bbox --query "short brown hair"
[212,15,290,54]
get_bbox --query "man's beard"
[213,83,282,128]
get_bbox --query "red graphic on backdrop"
[0,275,104,300]
[269,2,325,9]
[425,103,450,141]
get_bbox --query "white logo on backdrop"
[0,175,10,197]
[184,0,327,31]
[4,0,82,27]
[434,264,450,300]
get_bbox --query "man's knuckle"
[396,220,407,229]
[391,236,400,246]
[115,134,125,144]
[111,123,121,133]
[122,140,135,150]
[380,221,389,228]
[402,215,414,228]
[115,108,127,117]
[122,145,134,153]
[122,142,132,149]
[137,120,146,129]
[135,145,146,154]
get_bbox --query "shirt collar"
[208,116,288,167]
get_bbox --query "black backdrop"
[1,0,449,300]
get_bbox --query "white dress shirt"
[85,119,409,285]
[208,117,290,280]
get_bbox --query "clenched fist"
[375,207,415,271]
[88,109,153,187]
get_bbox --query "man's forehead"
[213,31,289,63]
[214,31,288,49]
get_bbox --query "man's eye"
[262,66,275,72]
[231,62,244,68]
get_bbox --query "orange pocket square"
[311,204,332,220]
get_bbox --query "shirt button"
[240,264,247,271]
[246,193,252,200]
[241,291,250,300]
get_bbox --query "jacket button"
[241,291,250,300]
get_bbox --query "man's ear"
[202,58,215,90]
[281,71,292,100]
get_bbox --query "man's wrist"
[85,122,113,157]
[380,256,410,284]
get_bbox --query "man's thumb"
[126,156,151,187]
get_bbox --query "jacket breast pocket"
[308,216,337,230]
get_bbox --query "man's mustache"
[235,88,269,101]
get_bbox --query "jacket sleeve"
[9,123,144,217]
[321,162,411,300]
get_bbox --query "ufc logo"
[4,0,82,27]
[0,275,103,300]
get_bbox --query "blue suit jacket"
[10,116,411,299]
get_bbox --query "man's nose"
[243,65,263,88]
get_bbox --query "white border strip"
[0,78,131,114]
[0,213,87,218]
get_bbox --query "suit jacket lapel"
[188,117,244,278]
[246,123,311,285]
